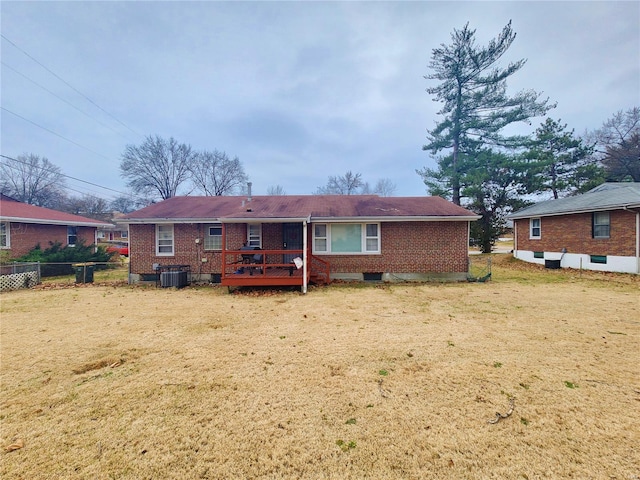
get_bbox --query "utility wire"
[0,153,132,198]
[1,61,138,143]
[1,33,142,138]
[1,106,114,161]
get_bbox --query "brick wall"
[6,222,96,258]
[515,210,636,256]
[129,221,469,276]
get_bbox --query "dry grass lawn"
[1,256,639,479]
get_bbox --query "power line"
[1,106,113,161]
[0,153,132,198]
[1,61,138,143]
[1,33,142,138]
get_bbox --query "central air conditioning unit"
[160,271,188,288]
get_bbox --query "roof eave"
[0,216,112,228]
[508,203,640,220]
[311,215,481,222]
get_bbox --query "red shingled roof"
[0,196,111,226]
[122,195,478,222]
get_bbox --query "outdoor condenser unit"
[160,270,188,288]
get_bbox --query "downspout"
[302,220,308,294]
[221,223,227,281]
[622,206,640,274]
[513,221,518,256]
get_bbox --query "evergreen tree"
[525,118,596,198]
[418,21,555,205]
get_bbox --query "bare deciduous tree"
[0,153,66,207]
[315,171,364,194]
[373,178,397,197]
[317,171,396,196]
[190,150,248,196]
[266,185,286,195]
[63,194,110,221]
[120,135,196,200]
[590,107,640,182]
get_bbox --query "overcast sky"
[1,1,638,202]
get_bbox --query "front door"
[282,223,303,265]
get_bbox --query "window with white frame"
[97,230,105,239]
[67,226,78,246]
[314,224,327,252]
[592,212,610,239]
[0,222,9,248]
[312,223,380,254]
[530,218,541,239]
[156,224,174,255]
[204,223,222,250]
[247,224,262,247]
[121,230,128,238]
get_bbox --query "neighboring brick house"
[120,194,480,291]
[0,194,112,258]
[507,183,640,274]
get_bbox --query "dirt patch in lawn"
[1,258,639,479]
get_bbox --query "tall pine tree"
[525,118,596,198]
[418,21,555,205]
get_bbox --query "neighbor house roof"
[0,196,112,227]
[507,183,640,220]
[121,195,480,224]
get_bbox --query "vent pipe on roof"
[247,182,252,202]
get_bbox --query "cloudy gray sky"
[1,1,638,202]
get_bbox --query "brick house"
[0,194,112,258]
[507,183,640,274]
[120,194,480,292]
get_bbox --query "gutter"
[509,203,640,220]
[0,217,112,228]
[119,215,482,224]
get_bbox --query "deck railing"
[221,249,329,287]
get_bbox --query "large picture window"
[313,223,380,254]
[156,224,174,255]
[204,223,222,250]
[592,212,610,239]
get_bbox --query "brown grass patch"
[1,257,639,479]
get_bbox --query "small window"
[67,226,78,246]
[156,224,174,256]
[590,255,607,264]
[533,251,544,259]
[204,224,222,250]
[314,224,327,252]
[365,224,379,252]
[97,230,105,239]
[593,212,610,239]
[121,230,128,239]
[530,218,541,239]
[247,224,262,248]
[0,222,9,248]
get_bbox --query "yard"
[1,256,638,479]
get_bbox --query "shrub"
[13,241,114,277]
